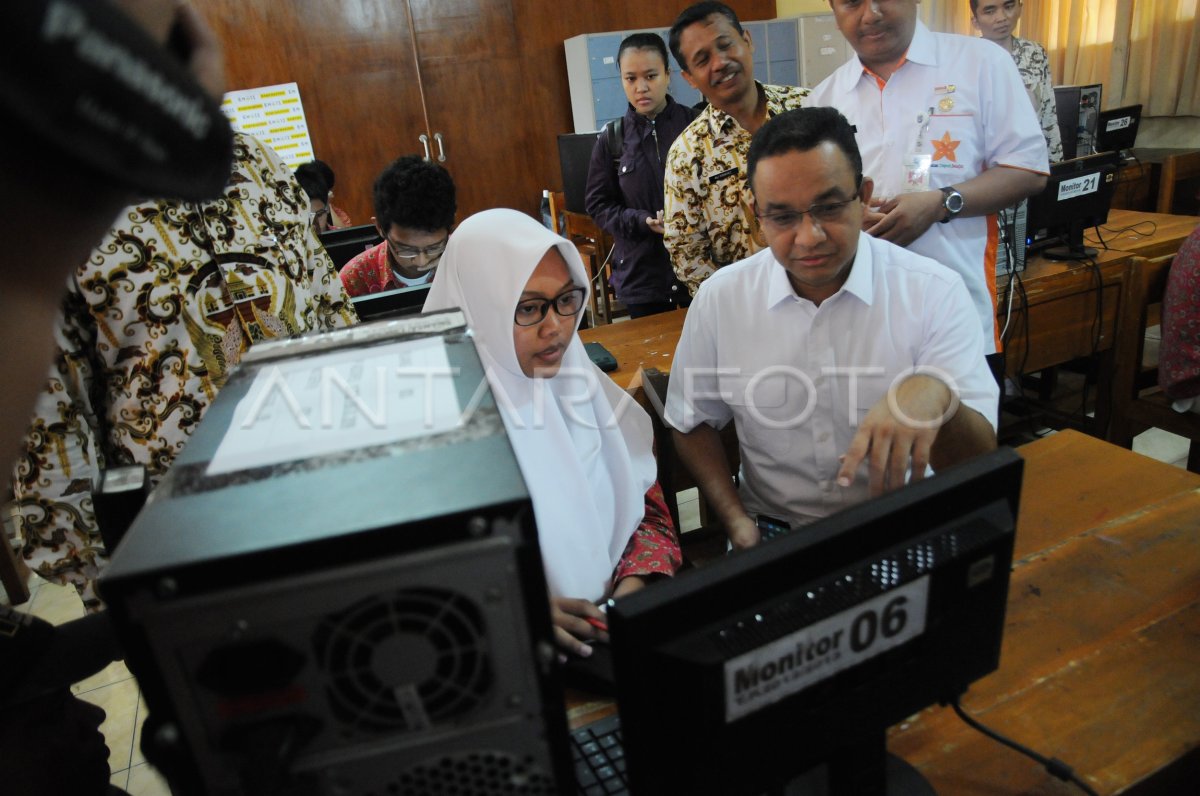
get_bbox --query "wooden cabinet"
[406,0,536,218]
[197,0,776,222]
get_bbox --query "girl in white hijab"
[424,209,680,657]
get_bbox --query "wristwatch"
[939,186,964,223]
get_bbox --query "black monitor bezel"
[608,448,1024,795]
[318,223,383,270]
[1094,104,1143,155]
[1025,151,1122,259]
[350,284,432,321]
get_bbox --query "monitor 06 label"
[723,576,930,722]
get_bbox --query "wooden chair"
[641,367,740,566]
[1108,254,1200,472]
[548,190,616,325]
[1156,151,1200,215]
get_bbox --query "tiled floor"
[2,424,1192,793]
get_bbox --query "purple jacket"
[585,97,697,305]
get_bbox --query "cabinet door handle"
[433,132,447,162]
[419,133,431,160]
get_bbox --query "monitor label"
[723,576,929,722]
[1105,116,1132,132]
[1057,172,1100,201]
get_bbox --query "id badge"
[902,153,932,193]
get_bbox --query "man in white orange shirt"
[807,0,1048,369]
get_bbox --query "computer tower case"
[998,199,1028,275]
[100,312,572,796]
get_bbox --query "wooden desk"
[1091,209,1200,259]
[1001,247,1131,372]
[890,430,1200,795]
[569,431,1200,794]
[579,308,687,391]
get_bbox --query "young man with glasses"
[665,108,998,550]
[339,155,456,297]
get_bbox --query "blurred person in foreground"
[0,0,235,792]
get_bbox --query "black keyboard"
[571,712,629,795]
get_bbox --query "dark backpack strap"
[604,117,623,164]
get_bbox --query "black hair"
[373,155,457,233]
[668,1,743,71]
[310,159,336,191]
[293,161,329,202]
[617,32,670,72]
[747,107,863,189]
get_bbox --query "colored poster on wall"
[220,82,314,168]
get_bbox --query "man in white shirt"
[807,0,1048,360]
[665,107,998,550]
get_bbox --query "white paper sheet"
[207,336,463,476]
[220,82,314,168]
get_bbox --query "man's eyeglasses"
[514,287,586,327]
[755,189,860,233]
[387,237,449,262]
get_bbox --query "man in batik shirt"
[971,0,1063,162]
[663,1,810,295]
[11,132,358,610]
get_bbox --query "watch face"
[944,190,964,213]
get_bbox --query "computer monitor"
[1053,84,1103,161]
[1094,104,1142,157]
[1053,86,1081,160]
[319,223,383,270]
[1075,84,1102,157]
[1025,151,1121,261]
[609,448,1023,796]
[351,283,432,321]
[558,131,600,213]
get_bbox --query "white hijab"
[424,209,657,602]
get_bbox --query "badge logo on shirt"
[931,131,961,163]
[938,96,955,112]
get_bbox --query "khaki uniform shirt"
[663,83,810,295]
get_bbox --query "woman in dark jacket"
[585,33,698,318]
